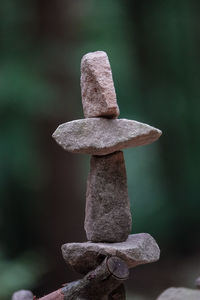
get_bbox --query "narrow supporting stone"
[61,233,160,274]
[12,290,34,300]
[84,151,132,242]
[52,118,162,156]
[156,287,200,300]
[81,51,119,118]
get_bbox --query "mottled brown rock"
[81,51,119,118]
[12,290,33,300]
[61,233,160,274]
[85,151,131,242]
[52,118,162,156]
[157,287,200,300]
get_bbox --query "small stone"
[85,151,131,242]
[195,276,200,289]
[52,118,162,156]
[156,287,200,300]
[61,233,160,274]
[12,290,33,300]
[81,51,119,118]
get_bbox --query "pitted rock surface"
[85,151,131,242]
[156,287,200,300]
[61,233,160,274]
[81,51,119,118]
[52,118,162,155]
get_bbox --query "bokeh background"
[1,0,200,299]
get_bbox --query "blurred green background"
[1,0,200,299]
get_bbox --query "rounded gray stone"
[61,233,160,274]
[12,290,33,300]
[52,118,162,155]
[157,287,200,300]
[85,151,132,242]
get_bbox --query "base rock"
[61,233,160,274]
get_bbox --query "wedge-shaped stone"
[52,118,162,155]
[157,288,200,300]
[81,51,119,118]
[61,233,160,274]
[85,151,132,242]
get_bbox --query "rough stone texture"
[84,151,131,242]
[81,51,119,118]
[61,233,160,274]
[52,118,162,155]
[12,290,33,300]
[156,287,200,300]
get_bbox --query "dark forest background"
[1,1,200,299]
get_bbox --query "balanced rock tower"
[11,51,162,300]
[52,51,161,298]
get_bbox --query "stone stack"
[52,51,162,277]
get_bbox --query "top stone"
[81,51,119,118]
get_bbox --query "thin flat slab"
[61,233,160,274]
[81,51,119,118]
[156,288,200,300]
[52,118,162,155]
[85,151,132,242]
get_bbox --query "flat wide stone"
[157,288,200,300]
[81,51,119,118]
[61,233,160,274]
[52,118,162,155]
[85,151,132,242]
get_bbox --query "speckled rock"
[12,290,33,300]
[61,233,160,274]
[52,118,162,155]
[85,151,131,242]
[157,287,200,300]
[81,51,119,118]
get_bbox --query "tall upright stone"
[85,151,132,242]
